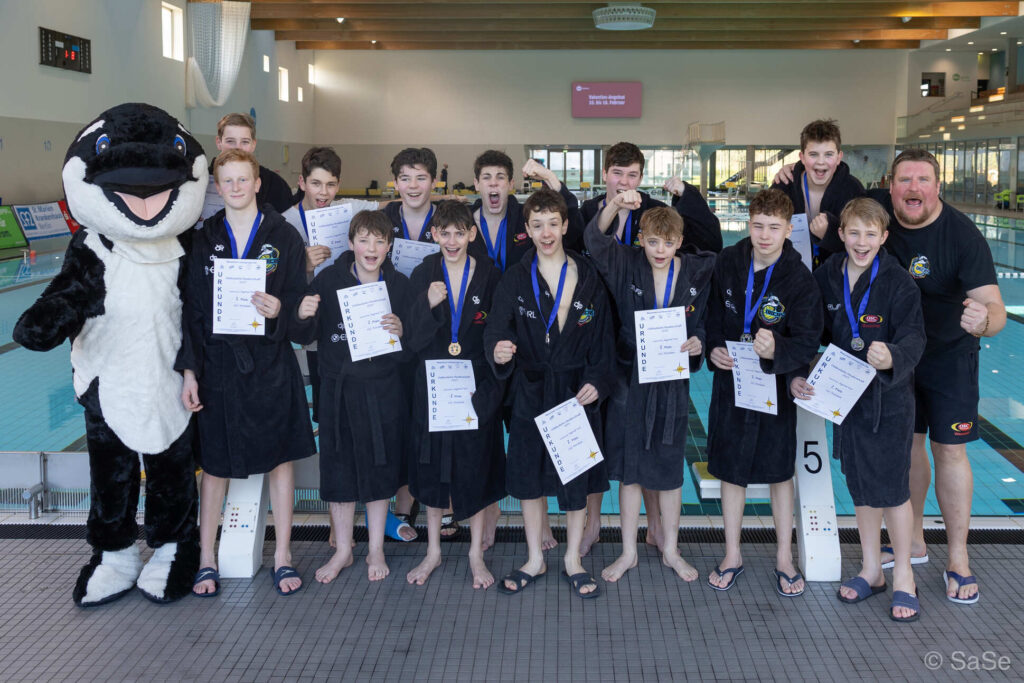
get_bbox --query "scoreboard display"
[40,27,91,73]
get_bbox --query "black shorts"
[914,348,979,444]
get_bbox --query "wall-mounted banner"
[571,81,642,118]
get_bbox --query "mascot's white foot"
[73,545,142,608]
[136,542,198,604]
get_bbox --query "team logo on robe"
[630,284,644,297]
[909,255,930,279]
[685,305,696,315]
[951,421,973,435]
[758,295,785,324]
[258,244,280,273]
[392,226,401,234]
[513,232,529,243]
[724,299,737,314]
[573,301,583,310]
[577,307,595,325]
[859,313,883,327]
[828,303,841,312]
[472,295,481,305]
[690,287,697,296]
[331,333,343,343]
[473,311,487,324]
[214,244,225,252]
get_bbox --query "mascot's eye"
[173,135,187,155]
[95,134,110,155]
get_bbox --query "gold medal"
[449,342,462,356]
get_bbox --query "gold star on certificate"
[387,337,397,346]
[465,415,475,425]
[588,451,598,460]
[765,399,774,408]
[250,320,261,330]
[832,409,842,417]
[675,365,685,375]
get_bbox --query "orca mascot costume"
[14,103,207,606]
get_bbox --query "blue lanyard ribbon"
[843,254,880,341]
[802,172,820,261]
[531,254,568,343]
[743,258,776,336]
[224,212,262,259]
[655,259,674,309]
[479,212,507,271]
[297,203,308,239]
[401,204,434,242]
[442,259,471,345]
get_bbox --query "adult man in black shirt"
[213,113,294,213]
[869,149,1005,605]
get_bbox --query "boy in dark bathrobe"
[580,141,722,254]
[179,149,315,598]
[770,119,865,269]
[485,188,614,599]
[704,188,822,597]
[293,210,411,584]
[471,150,585,270]
[794,198,925,621]
[403,201,507,589]
[585,194,715,584]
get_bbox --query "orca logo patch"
[758,295,786,325]
[909,255,930,279]
[258,244,280,273]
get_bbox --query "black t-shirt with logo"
[870,192,997,357]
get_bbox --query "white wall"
[312,48,909,186]
[0,0,314,203]
[906,52,980,115]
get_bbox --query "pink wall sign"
[571,82,642,118]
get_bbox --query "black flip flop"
[497,569,545,595]
[563,571,601,599]
[440,513,462,541]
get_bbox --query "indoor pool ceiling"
[246,1,1020,51]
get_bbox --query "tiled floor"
[2,532,1022,681]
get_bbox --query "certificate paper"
[307,204,354,275]
[339,281,402,361]
[635,307,689,383]
[212,258,266,336]
[726,340,777,415]
[391,238,440,277]
[534,397,604,485]
[426,359,478,432]
[796,344,876,425]
[789,213,814,271]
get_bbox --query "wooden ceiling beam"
[253,16,981,32]
[252,3,1015,21]
[295,39,923,50]
[278,29,946,41]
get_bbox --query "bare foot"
[601,551,638,582]
[406,552,442,585]
[397,523,417,542]
[315,548,354,584]
[367,549,390,581]
[469,553,494,589]
[481,504,501,551]
[579,527,600,558]
[541,529,558,551]
[645,527,661,549]
[880,544,926,567]
[663,553,698,581]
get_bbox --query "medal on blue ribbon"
[479,212,507,271]
[655,258,674,310]
[401,204,434,242]
[844,253,879,353]
[531,254,568,345]
[443,259,470,356]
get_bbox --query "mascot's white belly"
[71,231,189,454]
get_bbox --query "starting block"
[217,473,270,579]
[794,408,841,581]
[692,462,771,500]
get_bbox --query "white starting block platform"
[692,462,771,500]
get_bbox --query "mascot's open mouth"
[91,166,186,228]
[114,189,173,222]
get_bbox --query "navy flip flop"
[943,570,980,605]
[272,565,303,596]
[837,576,886,604]
[774,569,805,597]
[890,590,921,622]
[192,567,220,598]
[563,571,601,599]
[497,569,545,595]
[708,565,744,591]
